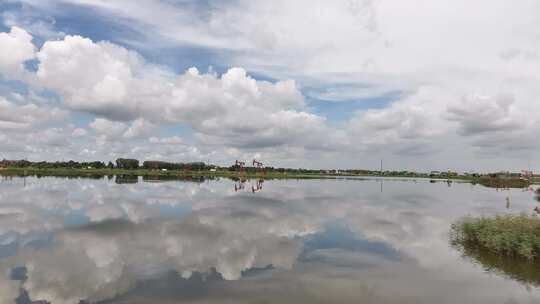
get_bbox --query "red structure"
[252,159,263,168]
[0,159,17,168]
[235,160,246,173]
[253,159,266,175]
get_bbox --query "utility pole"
[380,159,383,175]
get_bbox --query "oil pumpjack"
[231,159,267,192]
[252,159,264,168]
[235,160,246,173]
[253,159,266,175]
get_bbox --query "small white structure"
[522,170,534,178]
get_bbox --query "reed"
[451,214,540,260]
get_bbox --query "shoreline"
[1,167,538,186]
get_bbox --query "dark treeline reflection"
[116,175,229,184]
[114,175,139,184]
[2,174,225,184]
[142,175,212,183]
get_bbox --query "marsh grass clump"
[451,214,540,260]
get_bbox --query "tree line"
[0,159,113,169]
[2,158,441,175]
[0,158,209,171]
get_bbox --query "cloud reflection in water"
[0,177,539,303]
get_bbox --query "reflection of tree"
[142,175,209,183]
[115,175,138,184]
[451,241,540,288]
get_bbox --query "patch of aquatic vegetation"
[477,177,530,189]
[451,214,540,260]
[451,214,540,287]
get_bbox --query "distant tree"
[190,162,206,171]
[116,158,139,169]
[144,161,166,170]
[107,161,114,169]
[143,161,180,170]
[15,160,31,167]
[115,175,139,184]
[93,161,106,169]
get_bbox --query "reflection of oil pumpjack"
[252,179,264,193]
[523,186,536,193]
[234,178,247,192]
[527,186,540,214]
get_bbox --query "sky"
[0,0,539,172]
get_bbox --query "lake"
[0,176,539,304]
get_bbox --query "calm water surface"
[0,176,539,304]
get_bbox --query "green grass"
[451,214,540,260]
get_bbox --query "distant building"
[446,171,458,177]
[0,159,17,168]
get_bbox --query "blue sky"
[0,0,539,171]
